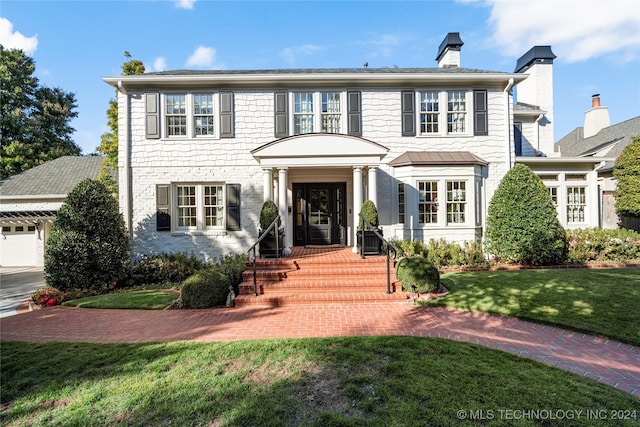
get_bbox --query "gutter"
[117,80,133,239]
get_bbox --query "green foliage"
[130,252,205,287]
[391,238,486,269]
[358,199,379,229]
[181,268,230,309]
[210,253,249,295]
[566,227,640,264]
[0,47,80,178]
[31,286,70,307]
[396,257,440,293]
[44,179,129,294]
[96,58,145,194]
[390,238,428,258]
[259,200,280,232]
[485,164,567,265]
[614,136,640,218]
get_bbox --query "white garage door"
[1,225,37,266]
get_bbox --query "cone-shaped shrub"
[45,179,129,293]
[485,164,567,265]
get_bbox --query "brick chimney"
[584,94,610,138]
[436,32,463,68]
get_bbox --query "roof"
[435,32,464,62]
[0,156,104,197]
[514,46,556,73]
[514,102,545,117]
[389,151,488,167]
[556,116,640,170]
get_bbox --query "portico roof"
[251,133,389,168]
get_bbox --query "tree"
[614,136,640,218]
[0,46,80,179]
[485,164,567,265]
[96,56,145,193]
[45,179,130,294]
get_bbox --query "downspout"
[594,160,606,228]
[117,80,132,239]
[534,113,544,152]
[504,78,514,168]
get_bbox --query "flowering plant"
[31,286,70,307]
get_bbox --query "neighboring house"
[103,32,608,263]
[0,156,103,267]
[555,96,640,229]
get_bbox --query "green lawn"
[421,267,640,346]
[62,289,179,310]
[1,337,638,426]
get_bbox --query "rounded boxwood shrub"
[259,200,280,232]
[45,179,129,294]
[396,257,440,293]
[358,199,379,229]
[181,268,229,309]
[485,164,567,265]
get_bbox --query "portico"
[251,134,389,251]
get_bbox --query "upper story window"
[419,91,439,134]
[293,91,345,135]
[166,94,187,136]
[193,94,215,136]
[447,90,466,133]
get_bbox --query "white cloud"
[483,0,640,62]
[0,18,38,55]
[279,44,322,64]
[357,33,402,59]
[175,0,196,10]
[186,46,216,67]
[152,57,167,72]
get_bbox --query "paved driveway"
[0,267,44,318]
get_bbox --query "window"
[446,181,466,223]
[2,226,11,233]
[204,185,224,227]
[294,93,314,134]
[166,94,187,136]
[548,187,558,207]
[398,183,405,224]
[419,91,439,134]
[177,185,197,228]
[175,184,227,230]
[193,94,214,136]
[418,181,438,224]
[321,92,341,132]
[447,91,466,133]
[567,187,586,223]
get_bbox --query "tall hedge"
[45,179,129,293]
[485,164,567,265]
[614,136,640,218]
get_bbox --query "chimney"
[584,94,610,138]
[436,32,463,68]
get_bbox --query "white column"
[352,167,363,252]
[262,169,273,202]
[278,168,290,254]
[367,166,378,207]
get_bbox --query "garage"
[1,224,38,267]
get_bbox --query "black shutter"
[146,93,160,139]
[156,184,171,231]
[474,90,488,136]
[347,91,362,136]
[226,184,241,231]
[401,90,416,136]
[220,91,234,138]
[274,91,289,138]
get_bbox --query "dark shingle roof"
[556,116,640,170]
[389,151,488,167]
[142,67,504,76]
[0,156,104,197]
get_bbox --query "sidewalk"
[1,303,638,396]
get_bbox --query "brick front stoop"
[235,247,408,307]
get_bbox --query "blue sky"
[2,0,639,155]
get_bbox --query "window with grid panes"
[177,185,197,227]
[446,181,466,223]
[204,185,224,227]
[321,92,341,132]
[447,91,466,133]
[193,94,214,136]
[166,94,187,136]
[419,91,439,134]
[418,181,438,224]
[398,183,405,224]
[294,93,314,134]
[567,187,586,223]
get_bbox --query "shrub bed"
[566,228,640,264]
[130,252,204,287]
[181,268,230,309]
[391,238,486,269]
[395,257,440,293]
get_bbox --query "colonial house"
[0,156,103,266]
[103,33,608,263]
[556,96,640,229]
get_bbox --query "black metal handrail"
[246,216,281,296]
[358,213,397,294]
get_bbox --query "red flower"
[46,299,56,307]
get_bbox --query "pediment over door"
[251,133,389,167]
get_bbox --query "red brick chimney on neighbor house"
[584,94,610,138]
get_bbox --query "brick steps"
[235,248,407,307]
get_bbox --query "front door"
[293,183,346,246]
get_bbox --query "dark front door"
[293,183,346,246]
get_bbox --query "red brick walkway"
[1,303,639,396]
